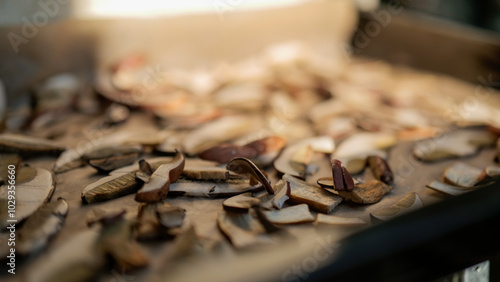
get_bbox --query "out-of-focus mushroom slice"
[371,192,423,221]
[213,82,267,111]
[426,180,474,196]
[0,167,55,228]
[110,156,174,175]
[135,152,185,203]
[327,180,392,204]
[82,173,141,204]
[98,216,148,271]
[0,133,65,156]
[198,136,286,166]
[183,115,257,155]
[367,155,394,185]
[156,131,187,154]
[227,157,274,194]
[169,178,263,198]
[284,174,342,213]
[0,153,20,185]
[495,139,500,163]
[443,162,482,188]
[157,205,186,229]
[102,103,130,126]
[274,136,335,178]
[477,166,500,185]
[182,165,230,181]
[217,210,273,249]
[83,145,141,173]
[223,192,261,213]
[332,132,395,174]
[262,204,315,225]
[314,214,367,226]
[0,80,5,132]
[413,127,496,161]
[27,228,105,282]
[16,198,68,256]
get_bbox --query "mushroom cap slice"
[426,180,475,196]
[169,178,263,198]
[135,152,185,203]
[217,210,274,249]
[371,192,423,221]
[82,173,141,204]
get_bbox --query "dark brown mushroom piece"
[226,157,274,194]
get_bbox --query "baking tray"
[1,1,500,281]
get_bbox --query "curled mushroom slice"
[182,115,257,155]
[226,157,274,194]
[16,198,69,256]
[217,209,274,249]
[443,162,482,188]
[314,214,367,226]
[413,127,496,161]
[316,176,361,189]
[0,133,65,156]
[198,136,286,166]
[284,174,342,214]
[326,180,392,204]
[332,132,395,174]
[135,152,185,203]
[223,192,261,213]
[426,180,475,196]
[262,204,315,225]
[274,136,335,178]
[82,173,141,204]
[367,155,394,185]
[0,167,55,228]
[169,178,263,198]
[371,192,423,221]
[83,145,141,173]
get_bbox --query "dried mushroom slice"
[0,168,55,228]
[223,192,261,213]
[258,179,290,210]
[157,205,186,229]
[332,132,395,174]
[226,157,274,194]
[314,214,367,226]
[371,192,423,221]
[82,173,141,204]
[316,176,361,189]
[327,180,392,204]
[182,115,257,155]
[284,174,342,214]
[17,198,69,256]
[27,228,105,282]
[217,209,274,249]
[262,204,315,225]
[274,136,335,178]
[443,162,482,188]
[83,145,141,173]
[169,178,263,198]
[98,216,148,271]
[426,180,475,196]
[198,136,286,166]
[182,165,234,181]
[367,155,394,185]
[477,166,500,185]
[135,203,169,241]
[413,127,496,161]
[0,133,65,156]
[135,152,185,203]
